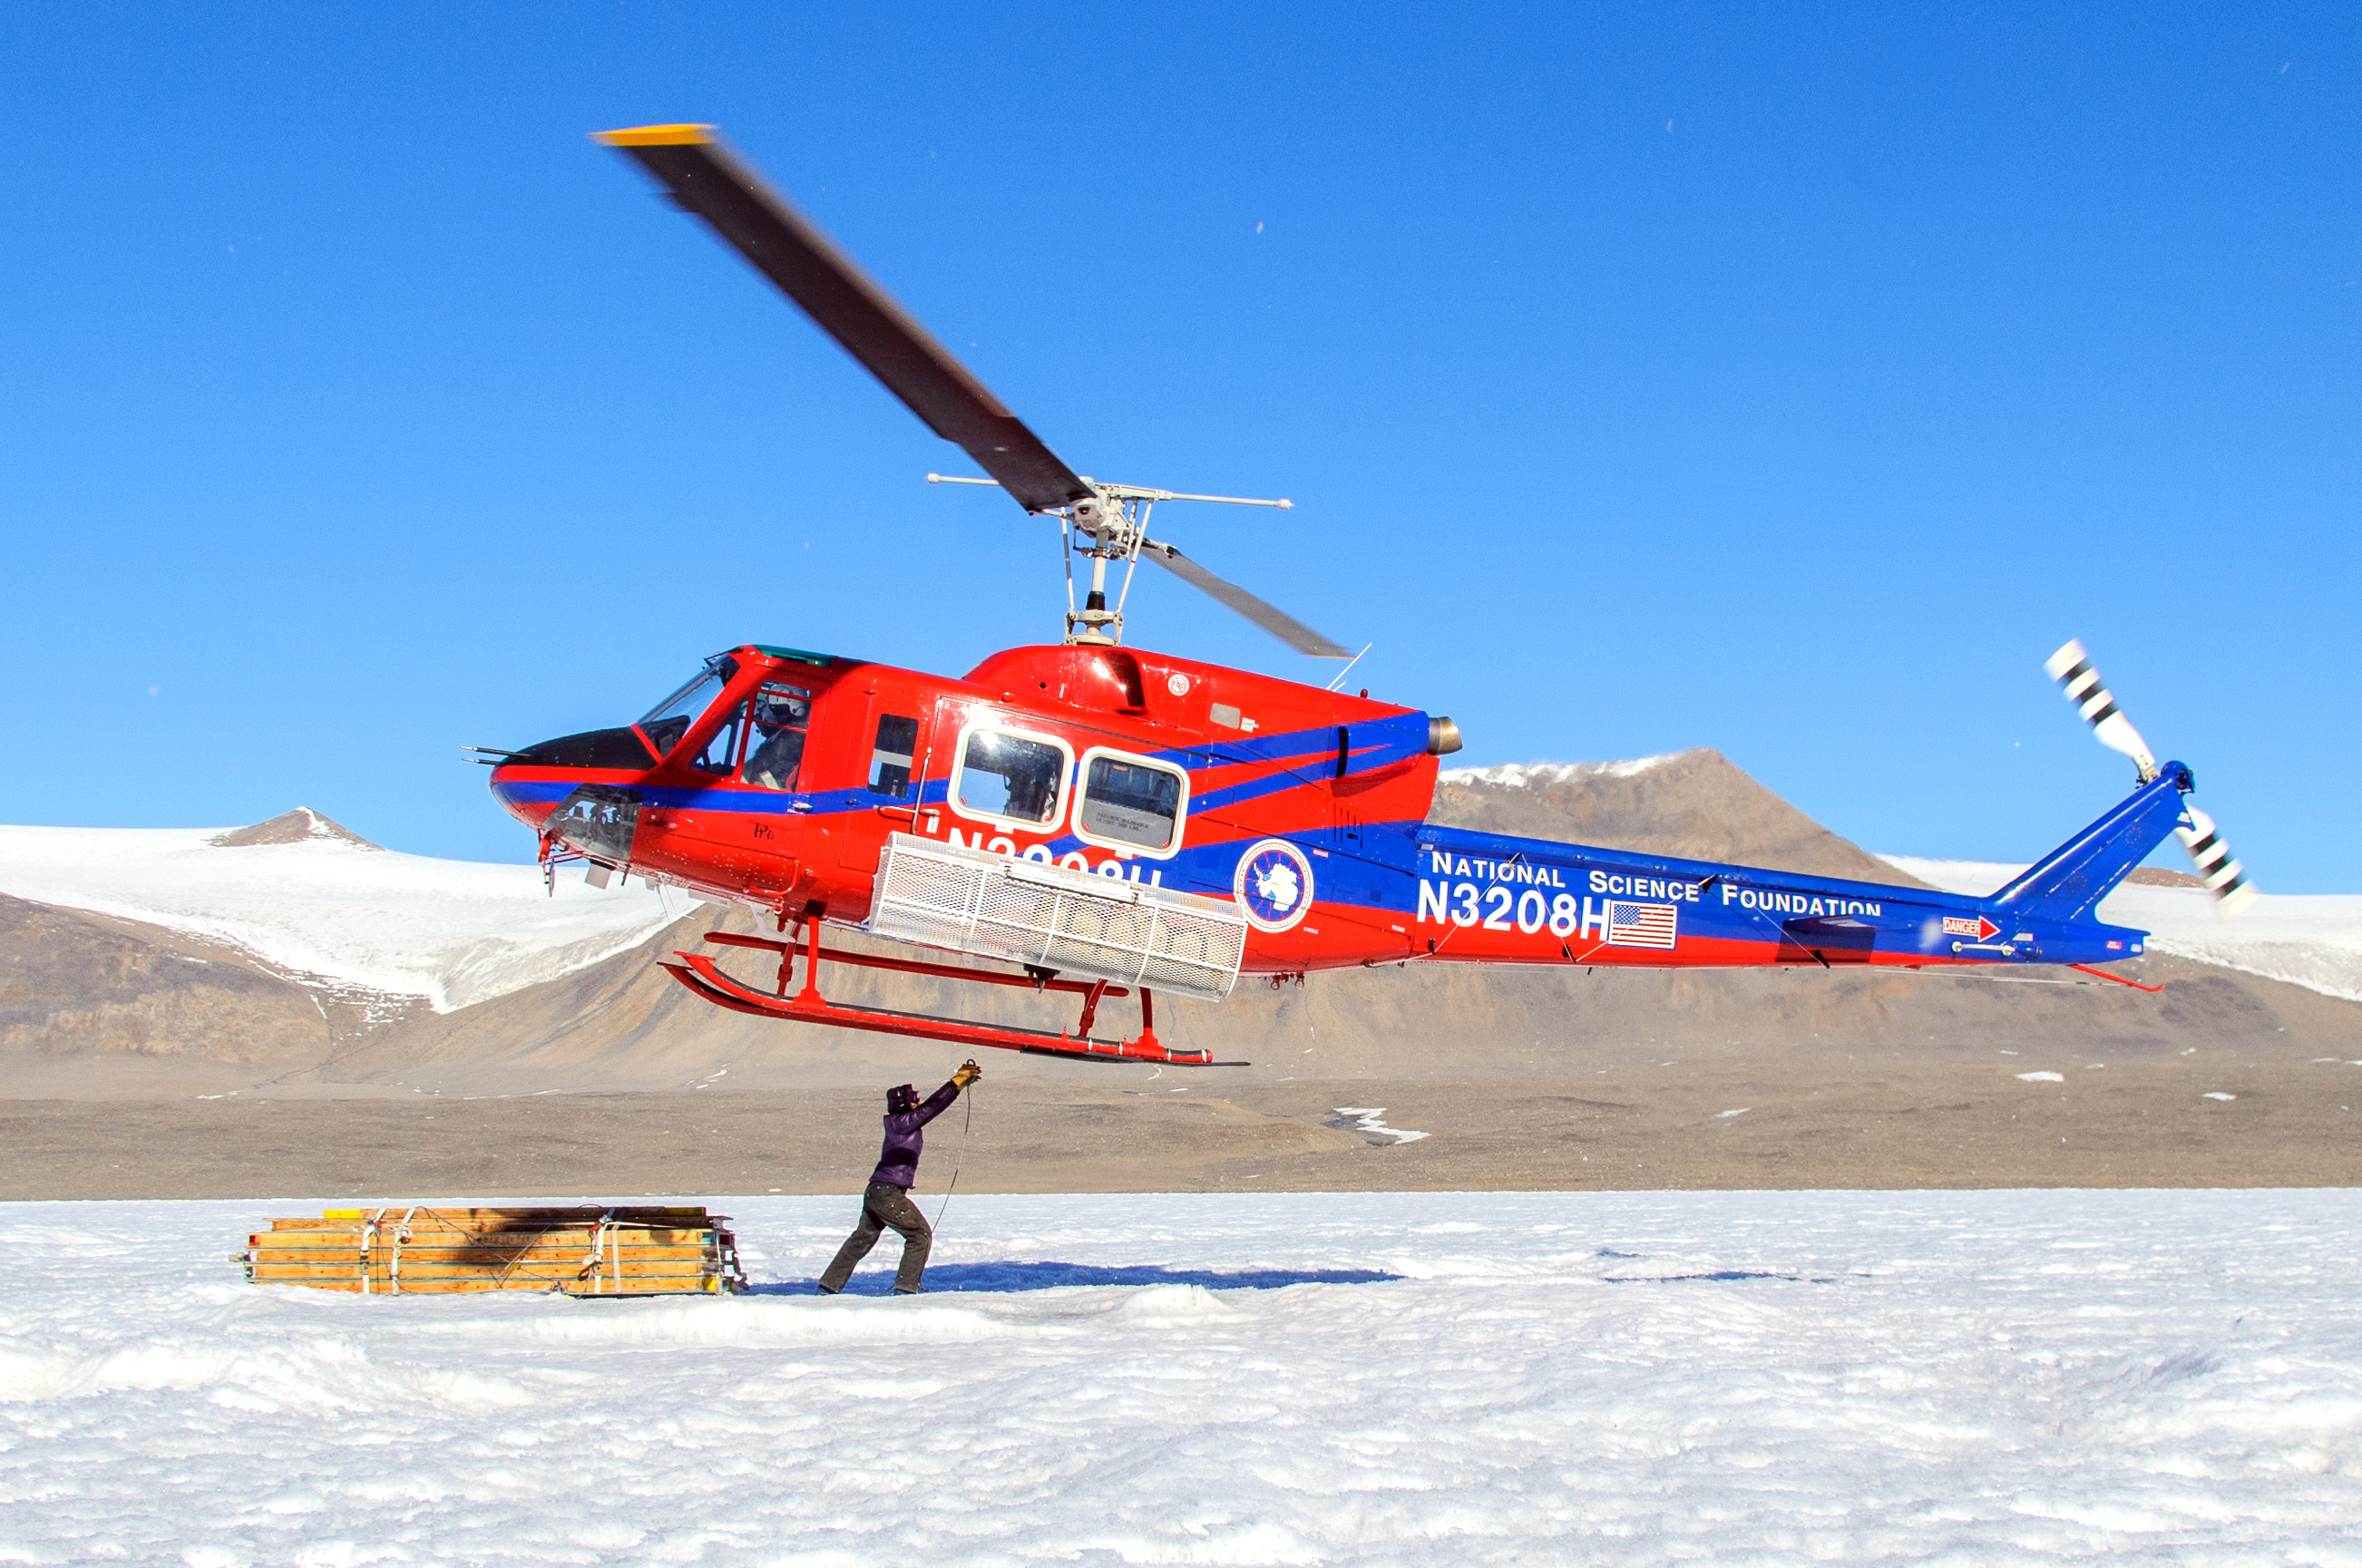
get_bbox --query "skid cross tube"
[661,924,1208,1065]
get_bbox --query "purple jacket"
[869,1080,961,1189]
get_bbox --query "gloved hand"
[952,1059,982,1089]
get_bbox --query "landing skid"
[659,924,1218,1066]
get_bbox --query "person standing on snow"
[816,1060,981,1295]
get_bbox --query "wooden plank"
[249,1261,720,1280]
[260,1277,732,1295]
[245,1264,722,1281]
[251,1246,717,1275]
[249,1269,718,1287]
[250,1229,721,1245]
[290,1207,713,1228]
[246,1247,721,1265]
[247,1246,717,1256]
[245,1265,727,1275]
[257,1226,720,1244]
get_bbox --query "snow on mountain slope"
[1439,753,1679,788]
[1881,855,2362,1003]
[0,815,700,1013]
[5,791,2352,1028]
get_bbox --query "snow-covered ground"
[0,819,696,1012]
[1883,856,2362,1005]
[2,1190,2357,1565]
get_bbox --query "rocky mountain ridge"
[2,754,2352,1099]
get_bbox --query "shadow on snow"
[752,1261,1403,1297]
[1602,1271,1833,1284]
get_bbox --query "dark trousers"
[818,1181,932,1293]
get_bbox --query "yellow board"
[590,124,717,147]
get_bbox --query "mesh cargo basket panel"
[867,833,1246,1001]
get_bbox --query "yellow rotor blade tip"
[591,123,717,147]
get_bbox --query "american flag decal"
[1606,900,1679,950]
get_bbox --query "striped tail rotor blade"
[2176,806,2260,917]
[2044,638,2159,781]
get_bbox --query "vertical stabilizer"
[2043,638,2257,917]
[1988,766,2191,925]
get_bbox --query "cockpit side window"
[739,683,813,792]
[636,656,741,759]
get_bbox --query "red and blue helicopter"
[478,125,2257,1068]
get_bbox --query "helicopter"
[479,124,2256,1068]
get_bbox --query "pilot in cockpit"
[740,687,811,792]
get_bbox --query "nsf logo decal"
[1233,839,1315,932]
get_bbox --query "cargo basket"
[866,833,1247,1002]
[242,1205,747,1296]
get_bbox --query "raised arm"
[910,1080,961,1129]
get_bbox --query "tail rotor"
[2042,639,2158,782]
[2044,638,2257,917]
[2174,806,2258,917]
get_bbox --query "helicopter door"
[836,688,932,871]
[648,690,806,896]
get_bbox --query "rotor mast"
[929,475,1293,647]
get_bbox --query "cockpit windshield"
[636,655,741,758]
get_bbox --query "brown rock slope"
[210,807,383,850]
[1429,750,1928,886]
[315,747,2341,1096]
[5,763,2357,1197]
[0,893,330,1096]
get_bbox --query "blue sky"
[3,4,2355,888]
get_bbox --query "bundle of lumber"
[243,1205,747,1296]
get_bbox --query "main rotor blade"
[595,124,1092,515]
[1140,540,1351,658]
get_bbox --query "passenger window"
[1076,752,1186,852]
[687,701,746,775]
[868,715,920,797]
[954,729,1069,826]
[739,684,813,792]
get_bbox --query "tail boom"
[1389,823,2147,973]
